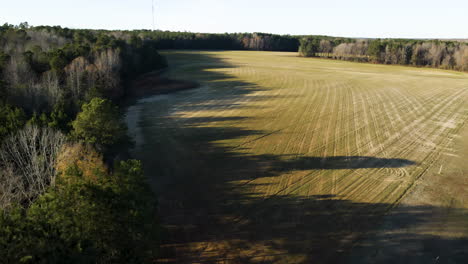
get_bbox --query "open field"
[125,51,468,263]
[350,123,468,263]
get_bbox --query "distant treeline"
[299,37,468,71]
[134,31,300,51]
[125,30,468,71]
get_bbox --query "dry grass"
[125,51,468,263]
[352,123,468,263]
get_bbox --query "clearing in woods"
[125,51,468,263]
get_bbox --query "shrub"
[0,104,27,140]
[0,160,158,263]
[55,142,107,184]
[71,97,127,147]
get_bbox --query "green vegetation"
[141,31,300,51]
[0,104,26,140]
[104,29,467,71]
[109,29,468,72]
[0,23,167,114]
[298,37,320,57]
[0,160,157,263]
[0,23,163,263]
[299,37,468,71]
[72,98,126,147]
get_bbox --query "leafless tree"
[427,43,446,67]
[0,125,65,209]
[42,70,62,106]
[319,40,333,57]
[454,45,468,71]
[26,29,68,51]
[3,54,34,87]
[93,49,123,98]
[333,43,352,59]
[65,56,90,103]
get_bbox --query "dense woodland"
[299,37,468,71]
[0,23,166,263]
[126,30,467,71]
[139,31,300,51]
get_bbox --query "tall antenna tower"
[151,0,155,31]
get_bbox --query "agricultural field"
[125,51,468,263]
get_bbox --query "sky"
[1,0,467,38]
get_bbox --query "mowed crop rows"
[126,51,468,263]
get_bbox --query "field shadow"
[158,51,297,112]
[279,156,416,170]
[130,51,467,263]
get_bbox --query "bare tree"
[93,49,123,98]
[42,70,62,107]
[319,40,333,56]
[26,29,68,51]
[65,56,89,102]
[454,45,468,71]
[333,43,354,59]
[427,43,446,67]
[3,54,34,88]
[0,125,65,209]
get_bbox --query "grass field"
[125,51,468,263]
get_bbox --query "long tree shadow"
[129,51,468,264]
[280,156,416,170]
[156,51,297,112]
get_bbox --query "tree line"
[120,29,467,71]
[0,23,166,263]
[299,37,468,71]
[134,30,300,51]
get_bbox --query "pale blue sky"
[1,0,467,38]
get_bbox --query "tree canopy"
[72,98,126,147]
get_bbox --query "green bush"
[28,103,71,132]
[299,37,320,57]
[72,98,127,147]
[0,104,26,140]
[0,160,158,263]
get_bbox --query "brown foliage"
[56,142,108,184]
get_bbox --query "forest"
[0,23,166,263]
[138,31,300,51]
[298,37,468,71]
[129,30,467,71]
